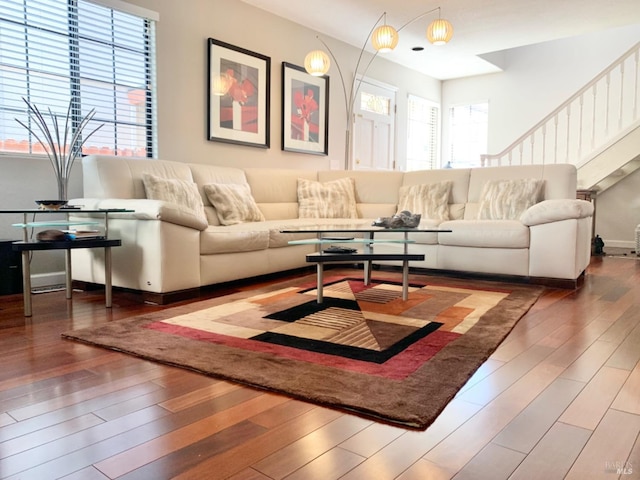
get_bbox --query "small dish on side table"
[35,200,68,210]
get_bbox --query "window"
[0,0,157,157]
[406,95,438,171]
[360,91,391,116]
[449,102,488,168]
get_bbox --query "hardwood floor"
[0,256,638,479]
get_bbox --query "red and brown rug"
[62,272,544,429]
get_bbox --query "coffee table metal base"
[305,252,424,303]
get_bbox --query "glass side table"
[1,208,132,317]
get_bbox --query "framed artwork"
[208,38,270,148]
[281,62,329,155]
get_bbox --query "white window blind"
[449,102,488,168]
[0,0,157,157]
[406,94,438,171]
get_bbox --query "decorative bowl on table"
[35,200,68,210]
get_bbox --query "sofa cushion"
[141,173,207,224]
[397,181,452,220]
[203,183,265,225]
[297,177,358,219]
[200,224,270,254]
[477,178,543,220]
[439,220,530,248]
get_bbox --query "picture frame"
[208,38,270,148]
[281,62,329,155]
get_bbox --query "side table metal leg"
[65,250,72,299]
[364,260,372,285]
[316,263,324,304]
[402,260,409,301]
[21,251,32,317]
[105,246,113,308]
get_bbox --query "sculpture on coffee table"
[372,210,421,229]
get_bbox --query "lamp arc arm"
[315,36,350,123]
[347,12,385,118]
[396,7,441,32]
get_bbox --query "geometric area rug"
[62,272,544,430]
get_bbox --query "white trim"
[30,272,66,289]
[355,75,398,92]
[85,0,159,21]
[603,240,636,249]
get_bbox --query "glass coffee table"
[282,224,451,303]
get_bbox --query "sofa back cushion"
[465,164,577,219]
[319,170,403,218]
[82,155,194,199]
[244,168,318,220]
[402,169,470,220]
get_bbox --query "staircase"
[481,42,640,194]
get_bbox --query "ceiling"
[240,0,640,79]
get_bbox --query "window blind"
[449,102,488,168]
[0,0,157,157]
[406,94,438,171]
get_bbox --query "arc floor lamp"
[303,7,453,169]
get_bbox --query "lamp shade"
[211,74,230,96]
[427,18,453,45]
[304,50,331,76]
[371,24,399,52]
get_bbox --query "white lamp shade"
[211,74,230,96]
[371,24,399,52]
[427,18,453,45]
[304,50,331,76]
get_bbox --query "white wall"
[125,0,440,170]
[596,169,640,248]
[0,0,440,278]
[442,23,640,245]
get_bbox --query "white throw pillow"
[477,178,544,220]
[397,181,452,220]
[203,183,265,225]
[142,173,207,223]
[297,177,358,219]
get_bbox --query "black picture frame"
[281,62,329,155]
[207,38,271,148]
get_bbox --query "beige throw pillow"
[142,173,207,223]
[203,183,265,225]
[397,181,452,220]
[297,177,358,219]
[477,178,544,220]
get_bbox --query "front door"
[352,78,397,171]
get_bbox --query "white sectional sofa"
[71,155,594,303]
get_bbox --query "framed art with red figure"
[208,38,271,148]
[281,62,329,155]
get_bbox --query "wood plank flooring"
[0,256,638,479]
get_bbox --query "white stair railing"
[481,41,640,167]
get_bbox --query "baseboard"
[31,271,66,288]
[411,267,583,290]
[602,239,635,249]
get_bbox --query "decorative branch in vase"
[16,97,103,205]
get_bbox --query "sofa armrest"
[70,198,208,231]
[520,199,594,227]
